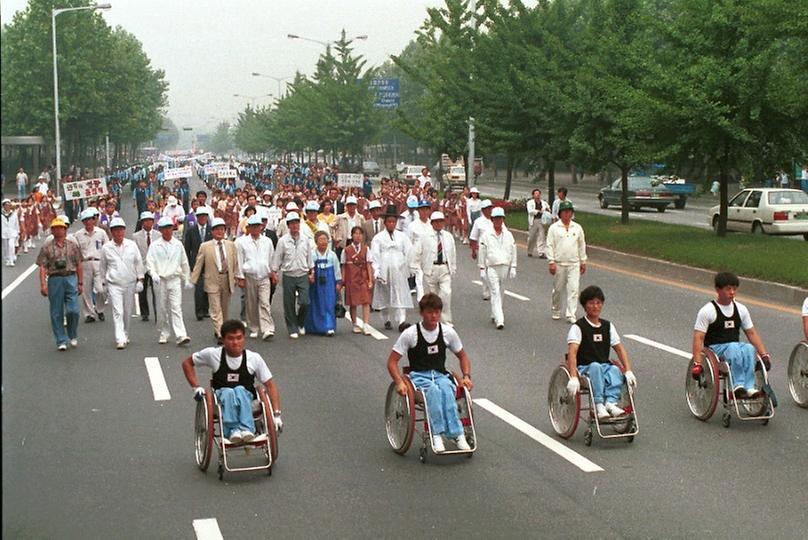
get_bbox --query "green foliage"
[210,122,234,155]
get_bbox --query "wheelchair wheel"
[548,366,580,439]
[788,342,808,408]
[686,353,719,421]
[258,387,279,463]
[456,385,476,450]
[385,381,415,454]
[194,393,214,471]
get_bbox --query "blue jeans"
[17,184,26,199]
[578,363,623,405]
[410,370,463,439]
[709,342,757,391]
[215,386,256,438]
[48,274,79,346]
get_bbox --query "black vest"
[575,318,611,366]
[407,323,447,373]
[211,349,256,399]
[704,300,741,346]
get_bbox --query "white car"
[443,166,467,190]
[709,188,808,240]
[398,165,425,186]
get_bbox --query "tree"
[209,122,233,155]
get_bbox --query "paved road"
[3,179,807,539]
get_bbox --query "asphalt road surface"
[3,179,807,539]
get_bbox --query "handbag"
[335,302,346,319]
[540,211,553,226]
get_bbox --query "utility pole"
[467,0,477,188]
[105,134,110,170]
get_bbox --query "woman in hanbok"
[304,231,342,336]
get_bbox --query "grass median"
[505,211,808,288]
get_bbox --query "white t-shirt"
[417,175,431,189]
[192,346,272,384]
[802,297,808,317]
[567,317,621,346]
[393,323,463,356]
[694,301,753,333]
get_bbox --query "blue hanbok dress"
[304,248,342,334]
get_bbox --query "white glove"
[193,386,206,401]
[273,412,283,432]
[135,281,144,294]
[508,267,517,279]
[480,268,486,279]
[375,276,387,286]
[566,377,580,396]
[624,370,637,389]
[183,281,194,290]
[152,275,161,286]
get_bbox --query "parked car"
[598,176,676,212]
[708,188,808,240]
[362,160,381,176]
[443,165,467,190]
[397,165,424,186]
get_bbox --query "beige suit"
[191,239,238,337]
[334,212,366,248]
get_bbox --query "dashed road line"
[144,356,171,401]
[344,313,388,340]
[193,518,224,540]
[2,264,38,300]
[473,398,604,473]
[471,280,530,302]
[624,334,691,360]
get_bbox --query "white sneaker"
[158,335,168,344]
[455,435,471,451]
[596,403,610,419]
[363,324,372,336]
[262,331,274,341]
[57,343,68,351]
[326,329,335,336]
[289,332,299,339]
[249,331,258,339]
[177,336,191,345]
[116,342,126,350]
[299,328,306,336]
[431,435,446,453]
[552,313,561,320]
[566,317,577,324]
[241,431,255,443]
[605,402,626,417]
[69,339,78,348]
[228,431,243,444]
[352,325,362,334]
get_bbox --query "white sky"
[1,0,442,135]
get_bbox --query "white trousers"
[552,263,581,319]
[2,237,17,264]
[245,275,275,334]
[414,268,425,301]
[382,307,406,325]
[424,265,453,324]
[81,260,106,317]
[526,219,547,256]
[157,276,187,340]
[486,265,509,326]
[107,283,135,344]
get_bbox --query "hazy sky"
[1,0,442,136]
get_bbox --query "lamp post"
[251,72,294,99]
[287,32,367,49]
[52,2,111,196]
[233,93,274,107]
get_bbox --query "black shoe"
[733,387,748,399]
[527,253,533,257]
[496,324,505,330]
[384,321,392,330]
[398,322,411,332]
[196,315,204,321]
[141,315,149,322]
[97,312,105,321]
[203,313,211,318]
[85,316,95,323]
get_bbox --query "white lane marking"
[471,280,530,302]
[193,518,224,540]
[473,398,604,473]
[144,357,171,401]
[344,313,388,340]
[2,264,38,299]
[624,334,691,359]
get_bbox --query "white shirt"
[417,175,431,189]
[213,240,230,273]
[407,218,432,245]
[16,172,28,186]
[272,233,313,277]
[411,229,457,276]
[163,204,186,225]
[479,228,517,268]
[235,234,274,279]
[567,317,621,346]
[469,215,493,243]
[466,197,482,221]
[2,211,20,239]
[192,346,272,384]
[526,198,550,226]
[393,322,463,356]
[694,301,753,332]
[802,297,808,317]
[546,220,587,265]
[99,238,144,286]
[73,227,108,259]
[551,197,572,220]
[146,236,191,281]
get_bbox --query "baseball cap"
[247,214,263,226]
[79,209,97,221]
[109,217,126,229]
[368,200,381,210]
[406,198,419,209]
[285,211,300,223]
[50,217,67,228]
[558,200,574,212]
[480,199,493,209]
[430,211,445,221]
[139,211,155,221]
[418,200,431,208]
[491,207,506,218]
[346,196,358,205]
[195,206,210,217]
[210,217,226,228]
[157,216,174,228]
[305,201,320,212]
[167,196,178,206]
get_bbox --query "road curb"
[509,228,807,307]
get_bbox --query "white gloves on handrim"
[624,370,637,389]
[193,386,205,401]
[566,377,580,396]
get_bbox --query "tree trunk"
[571,164,579,184]
[717,165,728,237]
[504,154,514,200]
[620,165,630,225]
[547,160,556,206]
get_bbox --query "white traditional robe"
[370,228,413,310]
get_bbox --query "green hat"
[558,200,574,213]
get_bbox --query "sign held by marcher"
[63,177,108,201]
[338,173,363,188]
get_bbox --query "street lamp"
[233,93,274,107]
[251,72,294,98]
[287,33,368,48]
[52,2,112,196]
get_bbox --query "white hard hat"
[285,202,299,211]
[305,201,320,212]
[285,211,300,223]
[491,207,506,218]
[262,190,273,197]
[480,199,493,209]
[79,209,97,221]
[430,211,445,221]
[109,217,126,229]
[346,196,358,205]
[195,206,210,217]
[247,214,263,226]
[368,200,381,210]
[139,211,155,221]
[210,217,226,229]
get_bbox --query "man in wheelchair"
[182,319,282,444]
[691,272,771,399]
[566,286,637,419]
[386,293,473,453]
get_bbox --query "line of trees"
[1,0,168,170]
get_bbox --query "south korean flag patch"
[724,320,735,329]
[593,334,603,342]
[427,344,439,355]
[227,373,240,382]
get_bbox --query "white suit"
[2,210,20,265]
[406,218,432,300]
[146,236,191,341]
[469,215,495,299]
[371,228,413,325]
[100,238,144,345]
[479,227,517,327]
[411,228,456,323]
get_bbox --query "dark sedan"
[598,176,676,212]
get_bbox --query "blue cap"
[418,200,431,208]
[406,199,418,209]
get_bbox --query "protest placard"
[63,177,108,201]
[164,166,193,180]
[337,173,363,188]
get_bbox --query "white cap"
[368,200,381,210]
[430,211,445,221]
[285,211,300,222]
[157,216,174,228]
[79,209,97,221]
[195,206,210,217]
[346,196,358,205]
[109,217,126,229]
[470,187,480,194]
[210,217,226,228]
[139,211,155,221]
[167,196,178,206]
[58,214,71,225]
[305,201,320,212]
[480,199,493,209]
[285,202,299,211]
[491,207,506,218]
[262,190,272,197]
[247,214,263,226]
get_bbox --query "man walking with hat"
[184,206,213,320]
[371,205,413,331]
[546,200,587,323]
[74,207,108,323]
[147,216,193,346]
[479,207,517,329]
[235,214,276,340]
[410,211,456,324]
[468,199,495,300]
[271,211,314,339]
[132,211,160,321]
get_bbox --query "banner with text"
[216,167,238,179]
[163,166,193,180]
[63,177,108,201]
[337,173,363,188]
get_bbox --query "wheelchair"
[194,384,279,480]
[788,341,808,408]
[686,347,775,427]
[548,358,639,446]
[384,368,477,463]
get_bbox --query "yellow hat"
[50,218,67,228]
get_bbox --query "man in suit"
[334,196,366,261]
[184,206,213,320]
[132,211,160,321]
[190,217,238,343]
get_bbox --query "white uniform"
[407,218,432,300]
[1,210,20,266]
[411,229,456,324]
[146,236,191,342]
[546,220,587,320]
[469,215,495,299]
[73,227,108,319]
[371,228,413,325]
[100,238,144,345]
[526,198,551,256]
[479,228,517,327]
[235,234,276,336]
